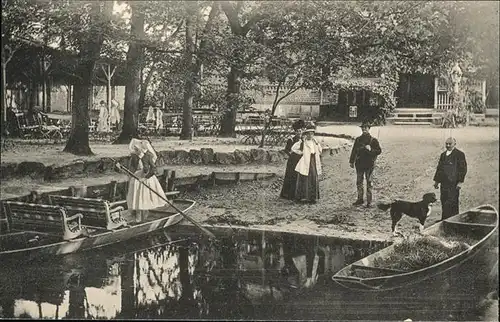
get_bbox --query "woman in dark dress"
[291,123,322,204]
[280,119,305,199]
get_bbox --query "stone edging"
[1,134,354,182]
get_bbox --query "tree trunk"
[36,83,41,107]
[106,67,111,106]
[41,59,46,111]
[219,3,263,138]
[138,62,155,115]
[1,63,7,133]
[64,79,94,155]
[66,84,72,112]
[181,76,194,140]
[63,81,94,155]
[114,3,145,144]
[1,38,7,128]
[64,1,110,155]
[29,80,37,112]
[259,82,282,148]
[180,3,196,140]
[46,76,52,113]
[219,67,241,137]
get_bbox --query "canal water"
[0,226,497,320]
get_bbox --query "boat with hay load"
[332,204,498,291]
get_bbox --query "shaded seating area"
[7,110,41,138]
[38,112,63,140]
[6,109,64,141]
[235,113,293,146]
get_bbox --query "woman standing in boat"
[126,138,167,220]
[291,123,322,204]
[280,119,305,200]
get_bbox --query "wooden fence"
[434,77,486,111]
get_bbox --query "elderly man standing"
[349,121,382,208]
[433,137,468,220]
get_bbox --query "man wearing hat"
[349,121,382,207]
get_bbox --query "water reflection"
[0,227,496,320]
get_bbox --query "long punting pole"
[109,158,217,240]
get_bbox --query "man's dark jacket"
[433,148,467,185]
[349,134,382,169]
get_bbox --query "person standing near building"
[349,121,382,208]
[97,100,110,132]
[433,137,467,220]
[280,119,305,200]
[109,99,121,129]
[155,107,164,132]
[291,123,322,204]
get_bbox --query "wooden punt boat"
[332,204,499,291]
[0,199,196,262]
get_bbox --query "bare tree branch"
[241,12,264,35]
[164,19,184,43]
[2,44,18,65]
[271,81,283,110]
[221,2,242,34]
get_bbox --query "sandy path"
[182,125,499,241]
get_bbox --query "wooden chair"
[4,201,85,241]
[13,113,41,138]
[48,195,128,230]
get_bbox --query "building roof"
[329,77,384,89]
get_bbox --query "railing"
[436,91,485,111]
[436,92,454,110]
[435,77,486,111]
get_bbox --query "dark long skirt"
[294,154,320,203]
[280,153,301,200]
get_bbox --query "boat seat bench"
[443,220,496,228]
[49,195,128,230]
[3,201,85,241]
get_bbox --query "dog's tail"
[377,202,393,211]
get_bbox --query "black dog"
[377,192,438,236]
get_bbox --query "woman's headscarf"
[129,138,158,163]
[144,140,158,163]
[129,138,147,158]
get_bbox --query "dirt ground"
[1,125,498,242]
[182,125,499,242]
